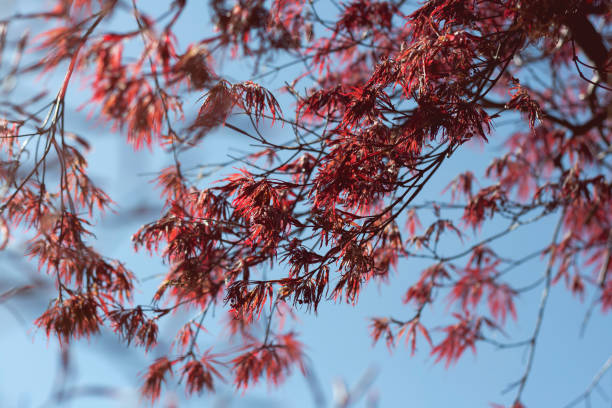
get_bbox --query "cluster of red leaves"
[506,79,542,131]
[403,263,450,307]
[187,80,282,144]
[370,317,432,354]
[1,0,611,407]
[227,171,293,250]
[335,1,398,35]
[211,0,310,56]
[448,246,517,324]
[181,356,223,395]
[431,312,499,368]
[232,333,305,389]
[141,357,175,402]
[84,29,183,149]
[142,349,225,399]
[35,293,102,344]
[108,307,159,351]
[26,212,133,301]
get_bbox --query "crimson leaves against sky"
[0,1,611,407]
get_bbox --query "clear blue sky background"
[0,1,611,407]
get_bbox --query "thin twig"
[512,209,566,405]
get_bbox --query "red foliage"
[1,0,611,406]
[141,357,175,403]
[108,307,159,351]
[180,351,224,395]
[231,333,305,389]
[35,293,102,344]
[431,312,498,368]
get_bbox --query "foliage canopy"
[0,0,611,406]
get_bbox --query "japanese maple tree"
[0,0,611,406]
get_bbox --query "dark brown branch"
[565,13,609,71]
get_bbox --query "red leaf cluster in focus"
[0,0,611,406]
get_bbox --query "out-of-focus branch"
[563,352,612,408]
[510,209,566,405]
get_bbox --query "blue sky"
[0,1,611,407]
